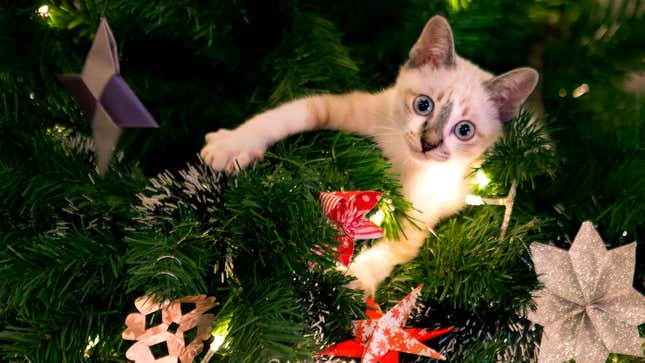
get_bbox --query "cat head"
[393,15,538,164]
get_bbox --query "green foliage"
[448,335,508,363]
[0,101,146,361]
[260,132,412,240]
[483,111,559,190]
[125,164,226,299]
[116,130,405,361]
[210,272,363,362]
[537,90,645,242]
[220,152,336,279]
[0,0,643,362]
[213,284,313,363]
[266,11,360,105]
[292,269,365,346]
[380,207,543,314]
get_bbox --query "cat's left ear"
[408,15,456,69]
[485,67,539,123]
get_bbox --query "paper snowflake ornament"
[319,191,384,266]
[318,292,453,363]
[528,221,645,363]
[59,18,158,174]
[122,294,217,363]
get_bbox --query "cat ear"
[485,67,539,122]
[408,15,456,69]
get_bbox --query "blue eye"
[454,120,475,140]
[413,95,434,116]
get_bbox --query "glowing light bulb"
[572,83,589,98]
[37,4,50,17]
[369,209,385,226]
[84,335,100,358]
[210,316,231,352]
[475,170,490,188]
[202,319,231,362]
[466,195,484,205]
[210,333,226,352]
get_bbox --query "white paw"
[200,129,266,173]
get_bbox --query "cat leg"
[201,91,387,172]
[345,223,428,296]
[201,99,313,173]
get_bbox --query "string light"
[369,209,385,226]
[466,169,492,205]
[466,195,484,206]
[200,317,231,363]
[37,4,50,17]
[572,83,589,98]
[465,169,519,240]
[83,335,100,358]
[209,333,226,352]
[475,169,490,188]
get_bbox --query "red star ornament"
[318,285,453,362]
[319,191,384,266]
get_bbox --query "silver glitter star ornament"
[528,221,645,363]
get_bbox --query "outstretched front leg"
[201,91,389,173]
[345,219,430,296]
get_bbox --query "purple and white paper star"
[59,18,158,174]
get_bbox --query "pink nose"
[421,137,442,152]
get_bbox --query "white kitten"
[201,15,538,295]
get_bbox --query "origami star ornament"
[319,285,452,362]
[59,18,158,174]
[320,191,384,266]
[528,221,645,363]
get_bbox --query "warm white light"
[208,317,231,354]
[37,4,50,17]
[572,83,589,98]
[475,170,490,188]
[201,329,229,363]
[466,195,484,205]
[369,210,385,226]
[210,333,226,352]
[84,335,100,358]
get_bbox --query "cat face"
[393,16,538,164]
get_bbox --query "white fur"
[342,59,502,295]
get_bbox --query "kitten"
[200,15,538,295]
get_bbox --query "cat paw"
[344,266,378,297]
[200,129,266,173]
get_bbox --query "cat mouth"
[420,136,449,161]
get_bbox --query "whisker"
[373,125,401,133]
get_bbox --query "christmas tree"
[0,1,643,362]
